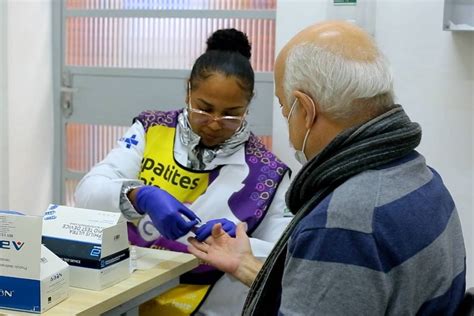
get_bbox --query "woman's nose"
[207,119,222,131]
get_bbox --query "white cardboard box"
[42,205,131,290]
[0,212,69,313]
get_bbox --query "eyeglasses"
[188,101,247,131]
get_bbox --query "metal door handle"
[61,86,75,118]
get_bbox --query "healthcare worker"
[75,28,292,315]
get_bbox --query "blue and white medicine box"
[42,205,131,291]
[0,212,69,313]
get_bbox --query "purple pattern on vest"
[134,109,180,130]
[228,135,288,233]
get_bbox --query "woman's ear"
[185,80,191,105]
[293,90,317,129]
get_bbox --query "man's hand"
[187,223,263,287]
[133,186,200,240]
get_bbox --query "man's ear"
[294,90,318,129]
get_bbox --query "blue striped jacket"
[280,151,466,315]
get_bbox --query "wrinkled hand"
[188,223,259,285]
[135,186,200,240]
[194,218,236,242]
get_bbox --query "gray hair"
[283,42,395,121]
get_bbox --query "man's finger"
[236,222,248,238]
[211,223,227,239]
[187,243,209,261]
[188,237,210,252]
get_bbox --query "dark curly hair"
[189,28,254,102]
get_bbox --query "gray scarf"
[243,104,422,315]
[177,109,250,170]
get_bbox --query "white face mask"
[287,98,312,165]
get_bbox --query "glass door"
[54,0,277,205]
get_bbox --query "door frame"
[52,0,63,203]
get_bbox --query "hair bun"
[206,28,252,60]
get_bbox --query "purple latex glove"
[135,186,200,240]
[194,218,237,242]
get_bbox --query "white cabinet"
[443,0,474,31]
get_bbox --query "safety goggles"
[187,102,247,131]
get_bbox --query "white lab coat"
[75,120,292,316]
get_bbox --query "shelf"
[443,0,474,31]
[65,67,274,82]
[444,27,474,31]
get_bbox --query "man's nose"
[281,106,288,118]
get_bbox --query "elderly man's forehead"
[274,55,285,82]
[273,52,287,99]
[279,21,378,63]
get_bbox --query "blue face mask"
[286,98,313,165]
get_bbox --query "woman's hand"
[194,218,237,242]
[132,186,200,240]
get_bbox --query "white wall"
[376,0,474,287]
[273,0,329,171]
[273,0,474,287]
[0,1,8,209]
[6,0,54,215]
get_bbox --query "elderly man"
[188,21,466,315]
